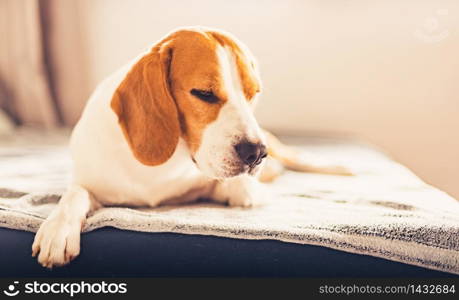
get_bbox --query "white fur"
[32,42,264,268]
[194,46,264,178]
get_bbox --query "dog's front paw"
[212,175,262,208]
[227,184,258,208]
[32,215,82,268]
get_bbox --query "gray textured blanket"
[0,129,458,274]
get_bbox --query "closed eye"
[190,89,219,104]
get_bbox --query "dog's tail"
[259,130,353,182]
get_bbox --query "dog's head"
[111,27,266,179]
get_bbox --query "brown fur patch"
[208,31,261,100]
[167,30,225,154]
[111,41,180,166]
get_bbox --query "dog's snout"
[235,142,267,167]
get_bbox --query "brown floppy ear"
[111,42,180,166]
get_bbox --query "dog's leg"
[211,175,262,207]
[32,184,97,268]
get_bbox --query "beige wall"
[48,0,459,199]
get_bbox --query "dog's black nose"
[235,142,267,166]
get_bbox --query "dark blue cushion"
[0,227,453,277]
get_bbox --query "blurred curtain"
[0,0,60,127]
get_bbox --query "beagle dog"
[32,27,350,268]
